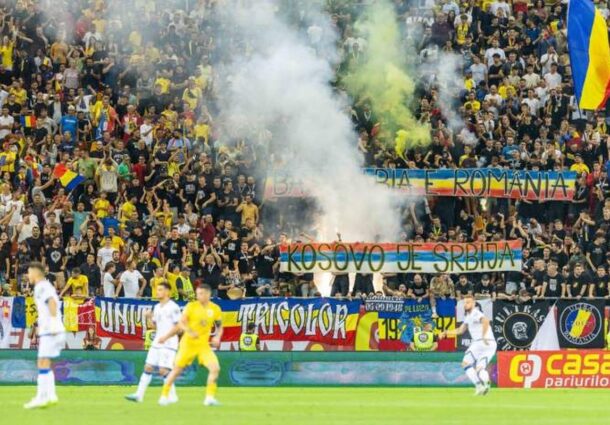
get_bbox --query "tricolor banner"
[364,168,576,201]
[280,241,522,274]
[94,297,360,346]
[264,169,576,201]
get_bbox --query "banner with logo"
[456,298,493,351]
[280,241,522,274]
[364,168,576,201]
[0,297,14,348]
[492,301,549,350]
[557,300,605,349]
[360,298,456,351]
[498,350,610,388]
[265,169,576,201]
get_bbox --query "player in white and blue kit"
[125,281,181,403]
[439,294,496,395]
[24,262,66,409]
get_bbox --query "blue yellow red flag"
[568,0,610,109]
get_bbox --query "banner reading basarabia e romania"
[95,297,360,346]
[265,169,576,201]
[280,241,522,274]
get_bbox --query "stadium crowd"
[0,0,607,304]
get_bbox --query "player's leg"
[159,346,193,405]
[475,342,497,394]
[158,348,178,402]
[462,348,484,394]
[200,349,221,406]
[126,363,154,402]
[25,335,62,409]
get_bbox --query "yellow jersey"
[66,275,89,295]
[181,301,222,347]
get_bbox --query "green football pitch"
[2,386,609,425]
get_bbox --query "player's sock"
[205,382,217,398]
[37,369,50,400]
[478,368,490,386]
[167,381,177,400]
[135,372,153,399]
[464,365,481,386]
[161,382,171,398]
[48,370,57,400]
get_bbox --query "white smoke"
[214,1,403,242]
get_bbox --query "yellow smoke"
[342,0,430,158]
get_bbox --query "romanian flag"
[53,163,85,191]
[568,0,610,109]
[19,115,36,128]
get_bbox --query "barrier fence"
[0,350,476,387]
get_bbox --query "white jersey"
[464,308,494,343]
[151,300,181,350]
[34,279,64,335]
[120,270,144,298]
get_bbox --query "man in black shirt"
[407,274,429,302]
[80,253,101,296]
[530,258,547,298]
[234,242,251,275]
[474,274,496,300]
[455,275,474,299]
[566,263,593,299]
[26,225,44,261]
[542,261,564,299]
[162,228,186,264]
[45,236,66,289]
[593,265,609,299]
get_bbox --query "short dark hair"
[28,261,45,274]
[198,283,212,292]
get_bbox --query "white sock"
[36,371,46,400]
[164,377,177,399]
[465,366,482,387]
[48,371,56,399]
[478,368,490,386]
[136,372,152,399]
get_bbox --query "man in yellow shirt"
[59,268,89,298]
[236,194,259,225]
[158,285,223,406]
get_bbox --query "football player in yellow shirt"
[157,284,222,406]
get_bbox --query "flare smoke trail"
[214,1,403,242]
[342,0,430,158]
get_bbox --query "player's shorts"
[463,340,497,368]
[145,345,177,370]
[38,332,66,359]
[175,343,219,369]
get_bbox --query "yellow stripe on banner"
[222,311,239,327]
[569,309,591,338]
[355,312,378,351]
[63,297,79,332]
[25,296,37,327]
[581,10,610,109]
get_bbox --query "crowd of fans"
[0,0,608,304]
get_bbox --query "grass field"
[2,386,610,425]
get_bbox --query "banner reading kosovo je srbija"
[280,241,522,274]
